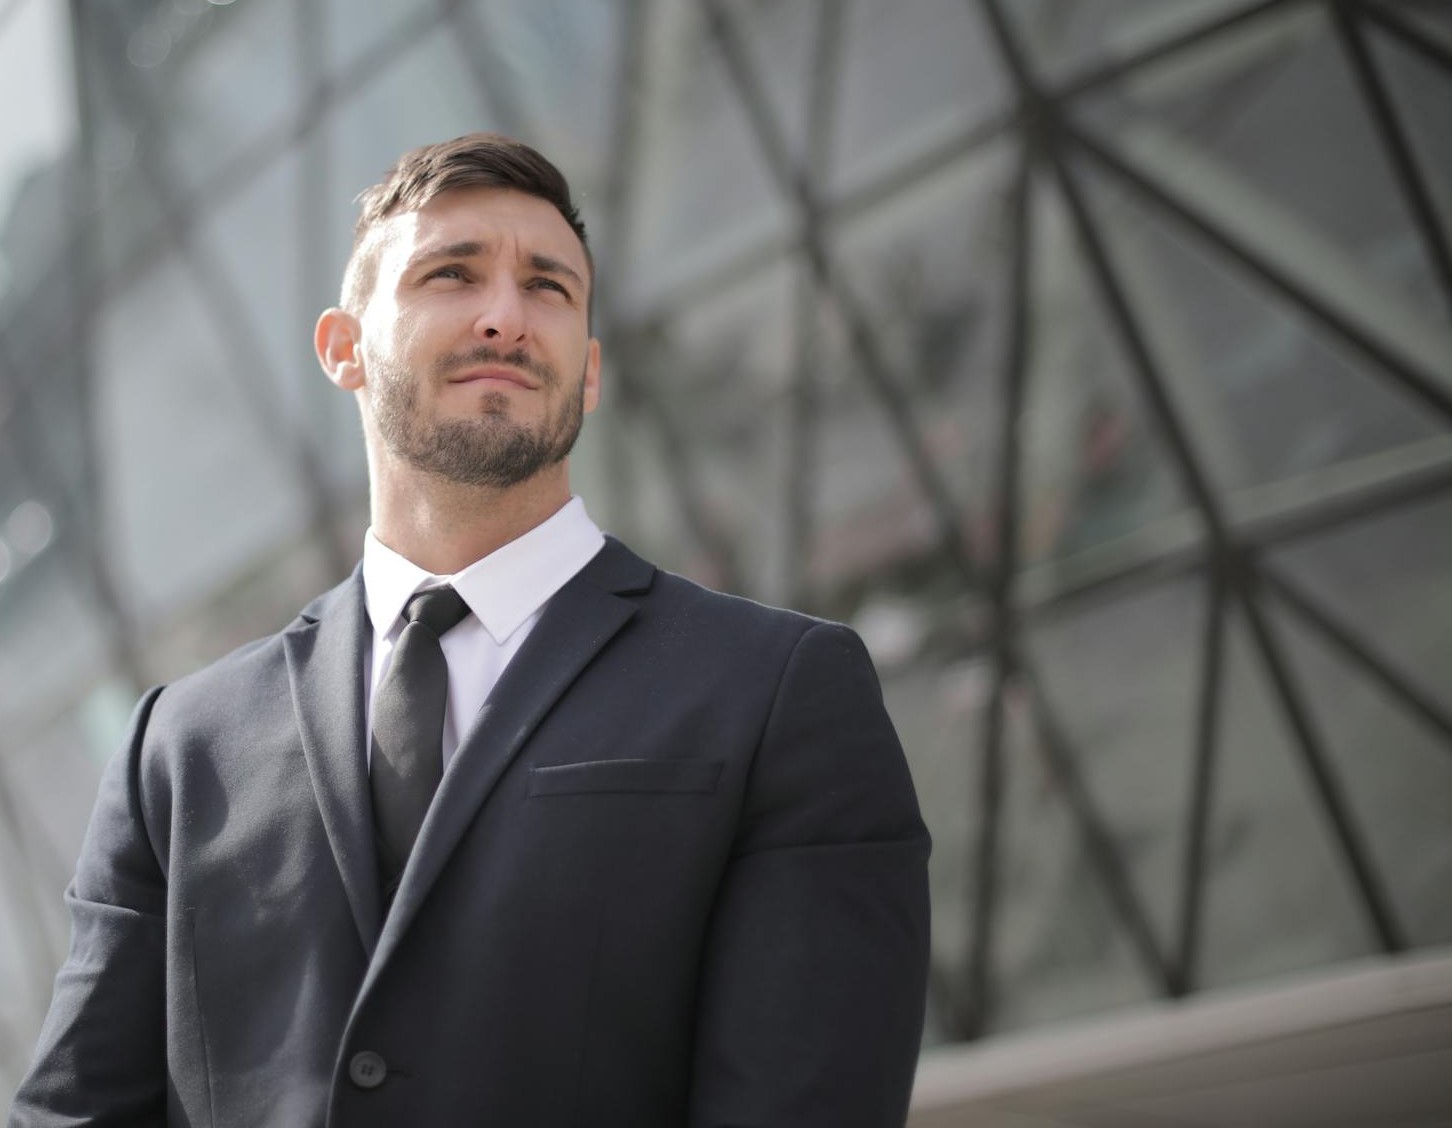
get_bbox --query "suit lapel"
[370,538,654,965]
[283,568,384,956]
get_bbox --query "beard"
[368,345,585,489]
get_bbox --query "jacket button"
[349,1050,387,1089]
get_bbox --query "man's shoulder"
[601,538,815,631]
[613,541,866,668]
[646,564,820,635]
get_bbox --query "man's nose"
[473,281,527,343]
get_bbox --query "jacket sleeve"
[9,688,169,1128]
[688,622,930,1128]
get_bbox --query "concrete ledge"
[910,949,1452,1127]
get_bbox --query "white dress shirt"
[361,496,606,769]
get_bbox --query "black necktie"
[371,586,471,898]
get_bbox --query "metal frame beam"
[1262,564,1452,748]
[782,0,845,611]
[978,0,1409,1019]
[700,0,984,595]
[1332,0,1452,321]
[1065,123,1452,428]
[81,2,350,585]
[1175,565,1228,992]
[963,137,1035,1040]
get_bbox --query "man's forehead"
[380,187,587,272]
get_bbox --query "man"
[12,133,930,1127]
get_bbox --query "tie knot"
[403,586,470,637]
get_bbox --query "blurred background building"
[1,0,1450,1122]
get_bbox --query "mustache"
[433,346,555,386]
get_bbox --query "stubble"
[369,345,585,488]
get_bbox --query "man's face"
[352,187,600,489]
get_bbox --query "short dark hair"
[341,132,592,314]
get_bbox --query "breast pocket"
[527,758,724,797]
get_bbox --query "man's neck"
[368,464,573,575]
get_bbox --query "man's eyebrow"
[405,243,585,290]
[526,252,585,290]
[406,240,485,271]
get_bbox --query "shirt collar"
[362,496,606,645]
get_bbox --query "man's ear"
[315,308,365,391]
[582,337,602,414]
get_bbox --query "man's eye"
[530,277,569,296]
[427,266,468,281]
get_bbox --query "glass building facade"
[1,0,1450,1104]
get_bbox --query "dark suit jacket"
[11,538,930,1127]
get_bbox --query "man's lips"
[448,365,538,390]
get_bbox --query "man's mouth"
[448,365,538,390]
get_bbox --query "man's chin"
[462,387,514,416]
[398,429,561,490]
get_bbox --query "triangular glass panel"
[1368,16,1452,308]
[457,1,625,188]
[0,829,60,1020]
[94,251,311,625]
[1074,1,1452,335]
[0,536,113,744]
[1016,168,1196,590]
[73,11,172,303]
[1196,602,1378,990]
[787,271,964,607]
[1003,0,1245,85]
[0,155,98,529]
[1268,491,1452,720]
[885,651,993,1044]
[1374,0,1452,55]
[331,23,493,202]
[1265,578,1452,947]
[715,0,822,176]
[164,0,304,201]
[828,141,1019,592]
[830,0,1010,195]
[7,708,114,900]
[612,261,797,599]
[320,0,436,81]
[194,147,312,426]
[623,12,792,308]
[1074,152,1444,509]
[987,669,1159,1033]
[579,347,729,591]
[1021,570,1209,963]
